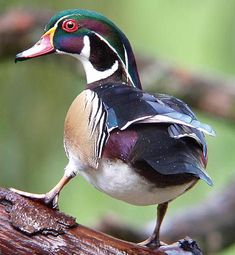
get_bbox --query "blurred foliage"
[1,1,235,254]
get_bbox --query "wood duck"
[13,9,215,248]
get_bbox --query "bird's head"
[16,9,141,88]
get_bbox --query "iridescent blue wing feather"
[92,83,215,136]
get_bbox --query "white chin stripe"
[80,35,119,84]
[57,35,119,84]
[81,58,119,84]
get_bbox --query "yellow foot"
[10,188,59,209]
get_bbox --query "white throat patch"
[79,36,119,84]
[57,35,119,84]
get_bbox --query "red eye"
[62,19,79,32]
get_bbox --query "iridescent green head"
[16,9,141,88]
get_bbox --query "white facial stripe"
[80,35,90,58]
[94,32,135,86]
[52,17,134,85]
[45,15,68,33]
[54,15,70,28]
[57,36,119,84]
[82,58,119,84]
[124,46,129,83]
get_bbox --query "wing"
[168,123,207,158]
[92,83,215,136]
[91,83,214,163]
[89,84,213,184]
[129,125,212,186]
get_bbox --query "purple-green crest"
[16,9,141,89]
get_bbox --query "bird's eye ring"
[62,19,79,32]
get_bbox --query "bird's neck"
[77,34,141,88]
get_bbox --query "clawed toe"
[138,238,167,249]
[9,175,72,210]
[10,187,46,200]
[138,237,160,249]
[44,191,59,209]
[10,187,59,209]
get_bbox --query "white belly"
[78,159,195,206]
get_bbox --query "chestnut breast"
[64,89,108,169]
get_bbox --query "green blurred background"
[1,0,235,254]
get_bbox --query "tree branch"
[0,187,202,255]
[98,176,235,254]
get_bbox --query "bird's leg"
[138,202,168,248]
[10,174,73,209]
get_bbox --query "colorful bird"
[13,9,215,248]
